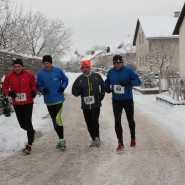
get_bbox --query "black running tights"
[13,103,34,145]
[112,99,135,144]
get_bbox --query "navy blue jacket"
[104,66,141,100]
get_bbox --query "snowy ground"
[0,72,185,184]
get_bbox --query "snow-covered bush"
[142,70,158,88]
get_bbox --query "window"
[139,34,141,44]
[142,32,144,43]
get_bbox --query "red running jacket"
[2,70,37,105]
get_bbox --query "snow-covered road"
[0,92,185,185]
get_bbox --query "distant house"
[57,52,82,72]
[105,35,136,68]
[81,36,136,69]
[173,3,185,80]
[81,50,105,68]
[133,15,179,75]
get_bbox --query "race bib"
[15,93,27,102]
[113,85,125,94]
[84,96,95,105]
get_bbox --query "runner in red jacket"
[2,58,37,154]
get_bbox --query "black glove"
[8,91,17,98]
[99,93,104,101]
[120,80,132,86]
[43,88,49,94]
[77,89,83,96]
[105,87,112,93]
[30,90,36,98]
[58,87,64,93]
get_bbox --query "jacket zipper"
[87,77,91,110]
[48,71,52,80]
[18,75,23,104]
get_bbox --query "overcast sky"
[13,0,184,53]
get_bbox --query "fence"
[0,50,42,77]
[169,76,185,101]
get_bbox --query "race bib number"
[113,85,125,94]
[15,93,27,102]
[84,96,95,105]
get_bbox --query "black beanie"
[113,55,123,63]
[42,55,52,64]
[13,59,24,66]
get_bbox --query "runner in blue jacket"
[37,55,68,150]
[104,55,141,152]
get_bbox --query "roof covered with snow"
[60,52,80,62]
[107,35,136,55]
[81,50,104,61]
[173,3,185,34]
[133,16,179,45]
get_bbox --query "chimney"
[174,11,180,17]
[91,51,95,55]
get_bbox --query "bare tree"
[145,40,176,92]
[20,12,48,56]
[21,12,72,58]
[0,1,28,52]
[41,19,72,59]
[0,0,8,12]
[0,1,72,59]
[145,41,174,79]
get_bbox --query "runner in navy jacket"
[104,55,141,152]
